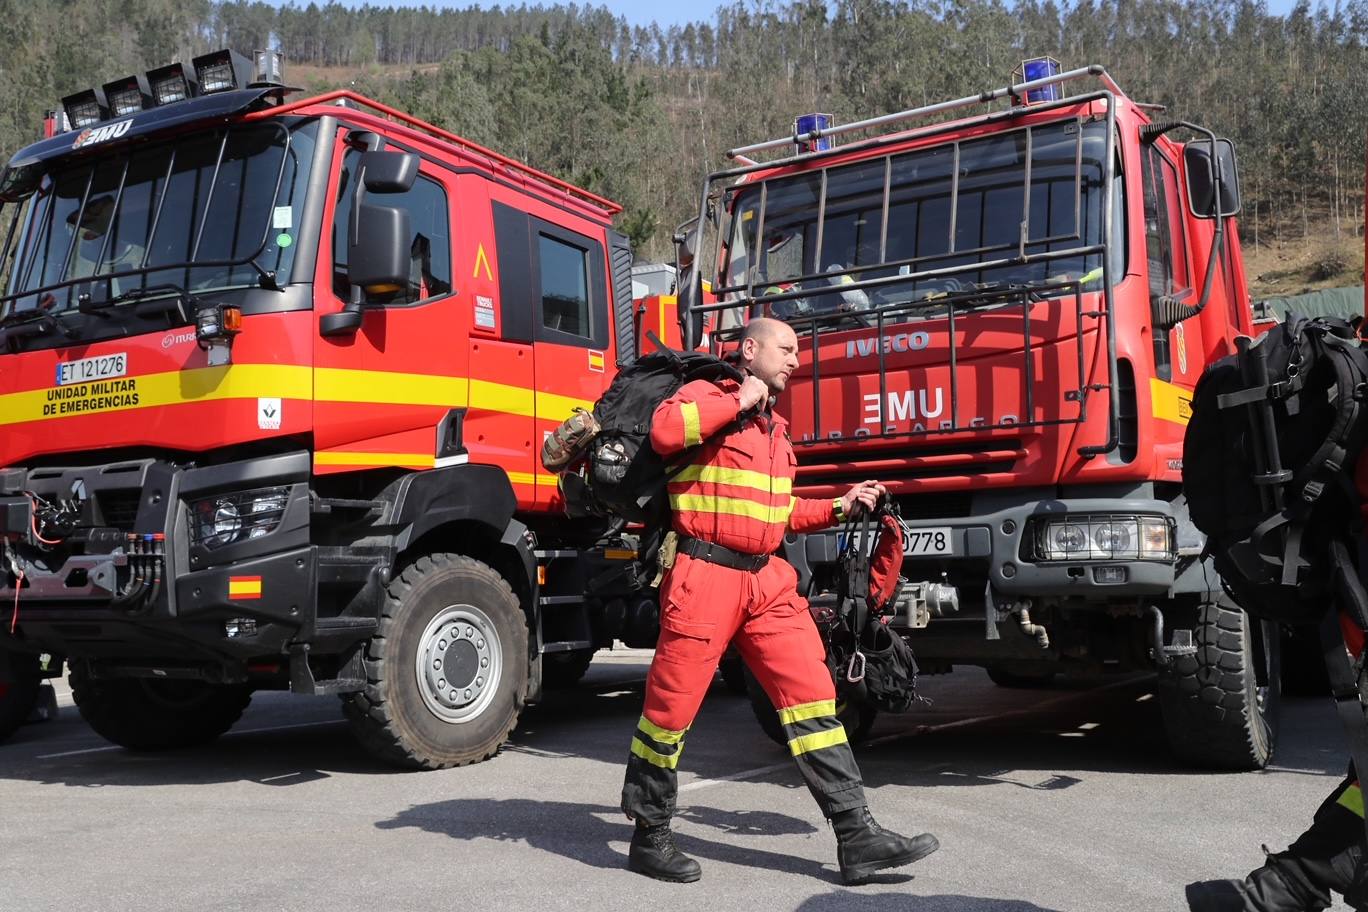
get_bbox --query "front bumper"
[0,453,315,665]
[787,488,1191,603]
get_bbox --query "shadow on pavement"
[375,798,850,880]
[797,890,1064,911]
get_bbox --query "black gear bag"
[1183,315,1368,629]
[554,349,743,524]
[825,499,920,715]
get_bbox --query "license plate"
[903,526,954,556]
[839,525,955,557]
[56,352,127,386]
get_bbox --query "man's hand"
[841,480,886,518]
[738,375,770,412]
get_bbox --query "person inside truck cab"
[65,193,147,295]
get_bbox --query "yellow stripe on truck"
[1151,377,1194,427]
[0,366,593,427]
[0,364,312,425]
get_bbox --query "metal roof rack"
[261,89,622,217]
[726,64,1127,162]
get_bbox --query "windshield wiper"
[79,282,191,325]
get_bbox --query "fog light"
[1092,566,1128,584]
[225,618,257,638]
[62,88,108,129]
[192,49,254,95]
[102,75,152,116]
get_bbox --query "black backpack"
[560,349,743,524]
[1183,315,1368,628]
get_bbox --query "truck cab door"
[313,128,465,472]
[1140,142,1200,386]
[489,197,616,511]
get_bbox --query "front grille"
[96,490,141,530]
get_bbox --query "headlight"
[1035,514,1172,561]
[192,487,289,549]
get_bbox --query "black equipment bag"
[559,349,743,524]
[1185,315,1368,845]
[1183,315,1368,628]
[826,499,920,714]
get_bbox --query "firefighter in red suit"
[1186,451,1368,911]
[620,317,940,884]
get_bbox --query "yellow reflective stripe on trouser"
[637,715,687,745]
[680,401,702,447]
[630,738,681,769]
[1339,784,1365,818]
[669,493,793,524]
[789,726,848,757]
[778,699,836,726]
[671,464,793,495]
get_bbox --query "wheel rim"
[415,604,503,723]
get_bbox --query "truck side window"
[539,234,589,336]
[1140,146,1189,299]
[333,152,452,304]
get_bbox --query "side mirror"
[361,151,419,194]
[673,218,699,270]
[320,203,412,338]
[349,202,412,291]
[1185,139,1241,219]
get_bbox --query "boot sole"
[628,859,702,883]
[840,835,940,885]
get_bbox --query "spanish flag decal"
[588,350,605,372]
[228,576,263,600]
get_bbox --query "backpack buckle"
[1303,480,1326,503]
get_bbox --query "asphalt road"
[0,653,1354,912]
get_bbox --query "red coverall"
[620,376,865,826]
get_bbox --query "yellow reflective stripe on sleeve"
[630,738,681,769]
[637,715,687,745]
[680,401,702,447]
[1339,784,1365,818]
[788,726,849,757]
[777,699,836,726]
[671,464,793,495]
[669,493,793,524]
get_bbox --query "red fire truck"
[677,61,1271,769]
[0,50,662,767]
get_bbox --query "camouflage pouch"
[541,407,601,471]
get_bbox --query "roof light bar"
[61,88,108,130]
[191,49,254,95]
[102,74,154,117]
[146,62,198,106]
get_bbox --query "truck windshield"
[0,119,317,319]
[718,117,1121,321]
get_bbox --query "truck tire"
[1157,600,1280,771]
[343,553,528,769]
[985,666,1058,688]
[69,663,251,751]
[543,649,595,688]
[0,653,42,744]
[743,665,876,748]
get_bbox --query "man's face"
[743,323,800,394]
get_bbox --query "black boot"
[1185,880,1251,912]
[831,806,939,885]
[1186,860,1331,912]
[628,822,702,883]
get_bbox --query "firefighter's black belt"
[678,536,770,572]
